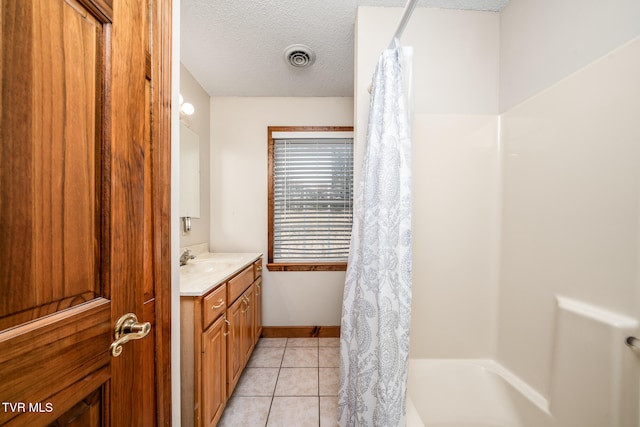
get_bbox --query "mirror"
[180,123,200,218]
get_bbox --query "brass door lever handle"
[110,313,151,357]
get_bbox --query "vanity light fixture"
[179,94,195,117]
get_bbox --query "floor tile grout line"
[264,337,286,426]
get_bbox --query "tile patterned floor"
[218,337,340,427]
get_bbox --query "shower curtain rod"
[367,0,418,94]
[389,0,419,48]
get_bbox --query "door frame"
[149,0,173,424]
[170,0,181,424]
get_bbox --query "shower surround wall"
[356,0,640,422]
[498,36,640,425]
[498,0,640,410]
[356,7,502,359]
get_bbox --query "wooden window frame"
[267,126,353,272]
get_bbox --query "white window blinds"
[273,136,354,263]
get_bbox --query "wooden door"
[0,0,172,425]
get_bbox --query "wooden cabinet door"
[254,278,263,345]
[202,315,227,427]
[0,0,171,425]
[226,297,244,396]
[243,285,255,361]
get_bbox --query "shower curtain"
[338,40,413,427]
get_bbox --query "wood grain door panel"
[0,2,112,424]
[0,300,110,425]
[0,0,105,329]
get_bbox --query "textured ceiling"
[180,0,510,97]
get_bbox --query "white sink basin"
[181,259,230,275]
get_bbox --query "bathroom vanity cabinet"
[225,264,256,396]
[180,254,263,427]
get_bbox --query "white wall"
[356,8,501,358]
[498,0,640,403]
[210,97,353,326]
[355,8,500,118]
[179,64,211,247]
[500,0,640,110]
[412,115,501,358]
[500,35,640,401]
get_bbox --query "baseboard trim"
[261,326,340,338]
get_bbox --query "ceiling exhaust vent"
[284,44,316,68]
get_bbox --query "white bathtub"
[406,359,553,427]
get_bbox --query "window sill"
[266,262,347,272]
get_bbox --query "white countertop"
[179,252,262,297]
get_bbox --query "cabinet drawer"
[203,284,227,330]
[253,258,263,280]
[228,266,254,304]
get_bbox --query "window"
[268,126,354,271]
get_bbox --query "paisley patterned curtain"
[338,41,413,427]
